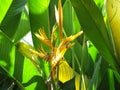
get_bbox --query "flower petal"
[35,29,52,48]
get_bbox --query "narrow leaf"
[70,0,119,72]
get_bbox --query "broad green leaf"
[22,57,44,90]
[70,0,119,72]
[73,10,81,34]
[13,9,30,43]
[0,32,15,75]
[28,0,50,47]
[0,0,27,39]
[63,0,73,36]
[13,49,24,83]
[0,32,46,89]
[73,41,82,73]
[28,0,50,14]
[63,0,74,64]
[28,0,50,79]
[0,0,12,23]
[0,32,24,89]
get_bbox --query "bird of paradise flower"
[33,0,83,81]
[16,0,85,90]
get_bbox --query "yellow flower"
[16,0,84,89]
[34,0,83,80]
[35,28,52,48]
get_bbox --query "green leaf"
[0,32,15,75]
[22,75,47,90]
[108,69,115,90]
[70,0,119,72]
[0,32,46,89]
[13,9,30,43]
[15,42,48,89]
[0,65,25,90]
[73,10,81,34]
[28,0,50,46]
[73,41,82,73]
[49,0,66,30]
[22,57,44,90]
[94,0,104,9]
[60,77,75,90]
[88,42,98,62]
[88,57,101,90]
[28,0,51,79]
[0,0,12,23]
[49,0,58,30]
[81,36,94,77]
[0,0,27,39]
[0,34,24,89]
[13,49,24,83]
[63,0,73,36]
[28,0,50,14]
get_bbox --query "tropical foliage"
[0,0,120,90]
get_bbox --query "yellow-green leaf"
[106,0,120,61]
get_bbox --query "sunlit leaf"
[13,9,30,43]
[94,0,104,9]
[22,57,44,90]
[28,0,50,14]
[0,32,14,75]
[28,0,50,49]
[28,7,50,78]
[0,0,12,23]
[0,0,27,39]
